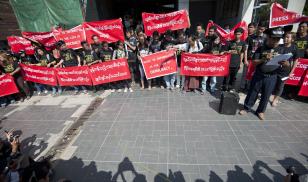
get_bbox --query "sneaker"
[129,88,133,92]
[239,110,247,115]
[110,89,115,93]
[124,88,128,93]
[83,90,88,94]
[74,90,79,95]
[10,100,16,104]
[257,112,265,120]
[117,89,122,92]
[1,104,6,108]
[37,91,41,96]
[160,86,165,89]
[44,90,48,94]
[176,85,180,88]
[26,96,31,100]
[148,86,152,91]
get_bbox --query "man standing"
[240,23,267,91]
[294,22,308,58]
[239,27,290,120]
[55,40,87,94]
[223,28,246,91]
[91,35,103,58]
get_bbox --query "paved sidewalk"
[52,89,308,182]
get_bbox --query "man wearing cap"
[223,27,246,91]
[239,27,290,120]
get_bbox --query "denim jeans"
[52,86,62,94]
[34,83,46,92]
[164,74,176,89]
[176,67,185,88]
[201,76,217,92]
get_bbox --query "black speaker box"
[219,91,240,115]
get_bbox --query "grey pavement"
[51,89,308,182]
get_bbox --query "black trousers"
[223,67,239,90]
[244,71,277,113]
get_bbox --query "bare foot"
[257,112,265,120]
[239,110,247,115]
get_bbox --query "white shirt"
[175,41,203,53]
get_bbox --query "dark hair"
[196,23,203,28]
[126,27,133,33]
[234,27,244,34]
[56,40,65,47]
[284,31,295,40]
[91,34,98,40]
[209,25,217,31]
[152,31,159,37]
[299,21,308,26]
[35,166,50,180]
[258,21,268,28]
[165,30,173,37]
[81,41,88,47]
[102,41,108,46]
[188,34,197,42]
[116,41,124,47]
[248,22,256,27]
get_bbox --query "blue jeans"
[52,86,62,94]
[34,83,47,92]
[176,67,185,88]
[164,74,176,89]
[201,76,217,92]
[244,71,277,113]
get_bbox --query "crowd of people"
[0,17,308,117]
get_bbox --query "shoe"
[74,90,79,95]
[83,90,88,94]
[124,88,128,93]
[1,104,6,108]
[111,89,115,93]
[44,90,48,94]
[10,100,16,104]
[201,90,205,95]
[239,110,247,115]
[148,87,152,90]
[37,91,41,96]
[176,85,180,88]
[117,89,122,92]
[257,112,265,120]
[129,88,133,92]
[26,96,31,100]
[160,86,165,89]
[170,87,174,92]
[193,89,198,93]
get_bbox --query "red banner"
[55,66,92,86]
[89,58,131,85]
[180,53,230,76]
[205,21,248,44]
[269,3,308,28]
[20,64,57,86]
[142,10,190,36]
[22,31,57,50]
[286,58,308,86]
[140,49,177,79]
[7,36,35,55]
[0,74,19,97]
[83,19,125,43]
[298,71,308,97]
[245,61,256,80]
[53,25,86,50]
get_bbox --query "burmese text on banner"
[142,10,190,36]
[20,64,58,86]
[55,66,92,86]
[181,53,231,76]
[140,49,177,79]
[89,58,131,85]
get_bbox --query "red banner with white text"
[89,58,131,85]
[269,3,308,28]
[20,64,57,86]
[7,36,35,55]
[205,21,248,44]
[55,66,92,86]
[53,25,86,50]
[286,58,308,86]
[181,53,231,76]
[142,10,190,36]
[22,31,57,50]
[140,49,177,79]
[83,19,125,44]
[0,74,19,97]
[298,71,308,97]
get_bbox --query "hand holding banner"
[142,10,190,36]
[140,49,177,79]
[270,3,308,28]
[181,53,231,76]
[20,63,58,86]
[0,74,19,97]
[83,19,125,43]
[298,71,308,97]
[22,31,57,50]
[55,66,92,86]
[89,58,131,85]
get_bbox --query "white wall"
[287,0,307,32]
